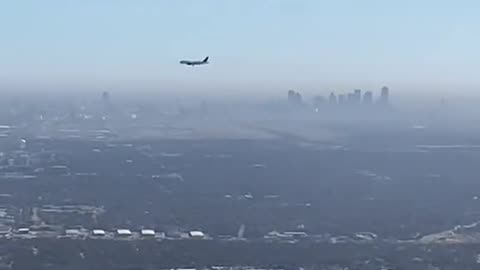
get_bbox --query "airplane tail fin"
[203,56,209,63]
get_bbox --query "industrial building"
[92,229,106,236]
[189,231,205,239]
[17,228,30,234]
[116,229,132,237]
[140,229,156,237]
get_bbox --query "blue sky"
[0,0,479,95]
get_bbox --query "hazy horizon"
[1,0,480,96]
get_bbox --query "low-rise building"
[17,228,30,234]
[92,229,106,236]
[116,229,132,237]
[140,229,156,237]
[65,229,81,237]
[189,231,205,239]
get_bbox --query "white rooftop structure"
[141,229,156,236]
[116,229,132,236]
[189,231,205,238]
[92,229,106,236]
[65,229,81,235]
[17,228,30,234]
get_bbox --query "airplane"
[179,56,209,66]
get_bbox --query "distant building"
[287,90,302,106]
[17,228,30,234]
[92,229,106,236]
[102,91,110,104]
[189,231,205,239]
[328,92,337,105]
[141,229,156,237]
[65,229,82,237]
[287,90,296,102]
[101,91,112,113]
[354,89,362,103]
[295,92,302,103]
[116,229,132,237]
[379,86,389,104]
[363,91,373,104]
[338,94,346,105]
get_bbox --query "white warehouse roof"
[116,229,132,236]
[92,229,106,236]
[18,228,30,233]
[141,229,156,236]
[189,231,205,238]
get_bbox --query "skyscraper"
[101,91,112,113]
[338,94,346,105]
[354,89,362,103]
[287,90,302,106]
[102,91,110,104]
[287,90,296,102]
[363,91,373,104]
[380,86,389,104]
[295,92,302,104]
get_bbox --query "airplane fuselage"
[180,57,209,66]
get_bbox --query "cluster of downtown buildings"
[288,86,390,108]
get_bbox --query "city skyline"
[290,86,390,108]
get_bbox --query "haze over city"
[1,1,480,270]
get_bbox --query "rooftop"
[92,229,106,236]
[116,229,132,236]
[141,229,155,236]
[65,229,81,235]
[17,228,30,234]
[189,231,205,238]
